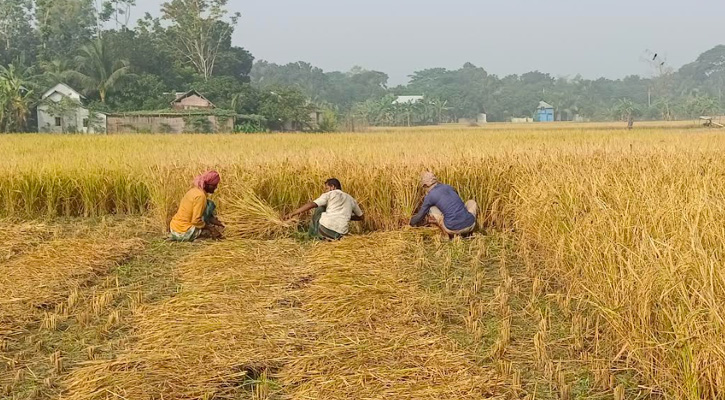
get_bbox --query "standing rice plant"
[20,171,43,218]
[145,165,191,232]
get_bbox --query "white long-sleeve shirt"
[313,190,363,235]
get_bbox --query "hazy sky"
[132,0,725,85]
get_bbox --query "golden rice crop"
[3,122,725,397]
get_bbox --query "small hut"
[171,90,215,110]
[536,101,555,122]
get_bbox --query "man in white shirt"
[284,178,364,240]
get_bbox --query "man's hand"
[284,202,318,221]
[208,216,225,227]
[284,212,301,221]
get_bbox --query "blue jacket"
[410,184,475,231]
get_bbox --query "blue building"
[536,101,555,122]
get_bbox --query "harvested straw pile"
[1,222,59,261]
[284,232,502,399]
[60,240,311,400]
[60,234,503,400]
[220,190,297,239]
[0,236,143,333]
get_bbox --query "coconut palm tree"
[67,39,132,103]
[429,98,449,124]
[39,59,74,86]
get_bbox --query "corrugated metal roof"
[171,89,216,108]
[393,95,425,104]
[41,83,85,100]
[537,101,554,109]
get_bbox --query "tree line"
[255,55,725,125]
[1,0,724,132]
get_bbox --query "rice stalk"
[221,189,297,239]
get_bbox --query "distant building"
[511,117,534,123]
[458,114,487,125]
[37,83,106,133]
[282,110,323,131]
[536,101,555,122]
[106,110,237,134]
[171,90,215,110]
[393,95,424,104]
[106,89,240,133]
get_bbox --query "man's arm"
[284,202,318,220]
[285,192,328,220]
[351,201,364,222]
[409,195,433,227]
[208,215,225,227]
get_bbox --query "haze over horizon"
[128,0,725,85]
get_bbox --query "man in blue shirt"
[409,171,478,237]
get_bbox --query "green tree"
[429,98,449,124]
[406,63,492,120]
[0,0,36,65]
[231,85,262,115]
[37,59,74,87]
[0,62,34,132]
[192,75,249,109]
[683,95,720,118]
[105,19,191,89]
[611,98,640,121]
[317,108,338,132]
[99,0,137,29]
[678,45,725,106]
[35,0,97,62]
[654,98,675,121]
[258,87,314,131]
[161,0,240,80]
[352,95,396,126]
[106,73,170,111]
[251,62,388,111]
[66,38,132,103]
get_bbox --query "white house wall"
[38,84,106,134]
[38,105,106,134]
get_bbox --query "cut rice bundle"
[220,190,297,239]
